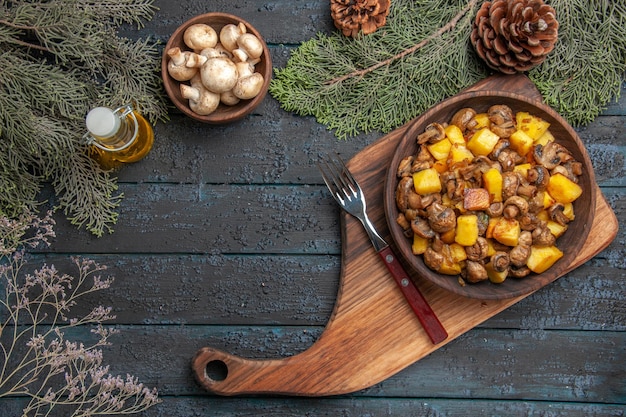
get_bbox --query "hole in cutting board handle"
[205,360,228,381]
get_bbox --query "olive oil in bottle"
[85,104,154,169]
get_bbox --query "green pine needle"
[270,0,626,139]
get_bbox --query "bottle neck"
[85,105,139,152]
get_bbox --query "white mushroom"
[180,84,220,115]
[200,56,238,93]
[167,47,200,81]
[199,47,223,60]
[183,24,218,51]
[189,73,204,89]
[220,90,240,106]
[232,33,263,62]
[235,61,254,78]
[219,22,246,52]
[185,52,207,68]
[214,43,233,58]
[200,43,233,60]
[232,72,264,100]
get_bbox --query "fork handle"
[378,246,448,344]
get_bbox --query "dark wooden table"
[4,1,625,415]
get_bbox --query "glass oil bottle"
[84,104,154,169]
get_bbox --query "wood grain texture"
[18,251,625,330]
[2,1,623,415]
[4,396,625,417]
[191,75,618,396]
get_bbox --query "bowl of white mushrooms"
[161,13,272,123]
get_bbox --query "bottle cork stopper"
[86,107,120,138]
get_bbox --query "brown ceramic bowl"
[161,13,272,124]
[384,90,596,299]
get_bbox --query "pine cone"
[471,0,559,74]
[331,0,391,37]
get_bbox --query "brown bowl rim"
[161,12,272,124]
[383,90,597,300]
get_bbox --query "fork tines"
[318,155,356,203]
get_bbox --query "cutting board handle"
[192,344,354,396]
[192,347,254,395]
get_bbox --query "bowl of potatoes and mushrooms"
[384,90,596,299]
[161,13,272,123]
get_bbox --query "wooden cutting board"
[192,74,618,396]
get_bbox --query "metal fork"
[319,155,447,344]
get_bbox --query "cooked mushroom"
[497,148,523,172]
[503,195,529,219]
[548,203,571,226]
[427,202,456,233]
[411,159,432,173]
[517,183,537,198]
[396,213,412,237]
[488,104,516,138]
[527,193,544,214]
[531,223,556,246]
[552,161,583,183]
[473,155,500,172]
[509,231,532,267]
[490,251,510,272]
[396,176,415,212]
[519,213,541,231]
[417,123,446,144]
[441,171,465,202]
[458,161,484,185]
[416,145,435,163]
[565,161,583,177]
[463,260,488,283]
[407,146,434,172]
[451,107,477,132]
[527,165,550,190]
[466,237,489,261]
[486,202,504,217]
[509,265,531,278]
[533,142,574,170]
[421,193,440,209]
[404,208,419,222]
[397,155,415,177]
[431,234,444,252]
[411,217,435,239]
[490,139,510,159]
[502,171,520,200]
[424,247,444,271]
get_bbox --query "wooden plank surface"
[2,0,624,415]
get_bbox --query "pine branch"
[529,0,626,126]
[52,151,123,237]
[270,0,626,139]
[326,0,479,85]
[270,0,486,139]
[0,0,167,236]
